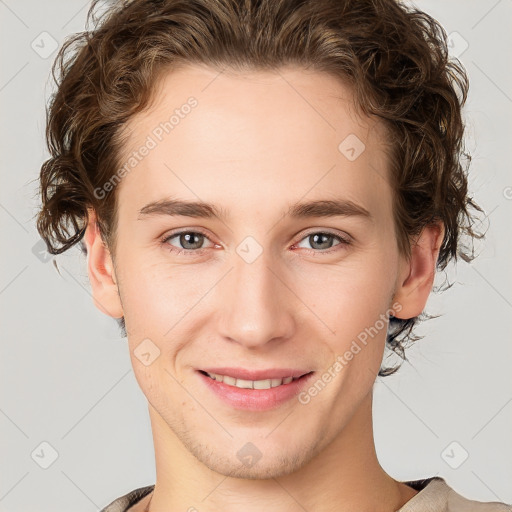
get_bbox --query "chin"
[187,434,321,480]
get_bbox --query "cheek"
[117,255,203,331]
[293,255,396,335]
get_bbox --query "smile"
[196,370,316,411]
[200,370,304,389]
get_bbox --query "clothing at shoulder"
[397,476,512,512]
[99,477,512,512]
[100,484,154,512]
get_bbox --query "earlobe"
[392,221,445,320]
[84,208,123,319]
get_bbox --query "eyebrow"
[138,197,372,222]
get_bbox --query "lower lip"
[197,371,315,411]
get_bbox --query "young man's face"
[87,64,438,479]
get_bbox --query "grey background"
[1,1,511,510]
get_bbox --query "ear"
[392,221,445,320]
[83,208,123,319]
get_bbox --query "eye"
[294,231,351,254]
[160,229,351,257]
[161,230,215,255]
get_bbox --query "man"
[36,0,510,510]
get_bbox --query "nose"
[216,248,296,349]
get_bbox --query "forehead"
[115,64,393,223]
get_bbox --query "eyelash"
[160,229,352,256]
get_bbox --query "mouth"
[196,368,316,411]
[197,369,314,390]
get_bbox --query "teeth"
[206,372,296,389]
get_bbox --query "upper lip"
[199,367,313,380]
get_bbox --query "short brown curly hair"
[35,0,484,376]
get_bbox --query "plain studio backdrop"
[1,1,511,510]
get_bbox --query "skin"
[84,64,444,512]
